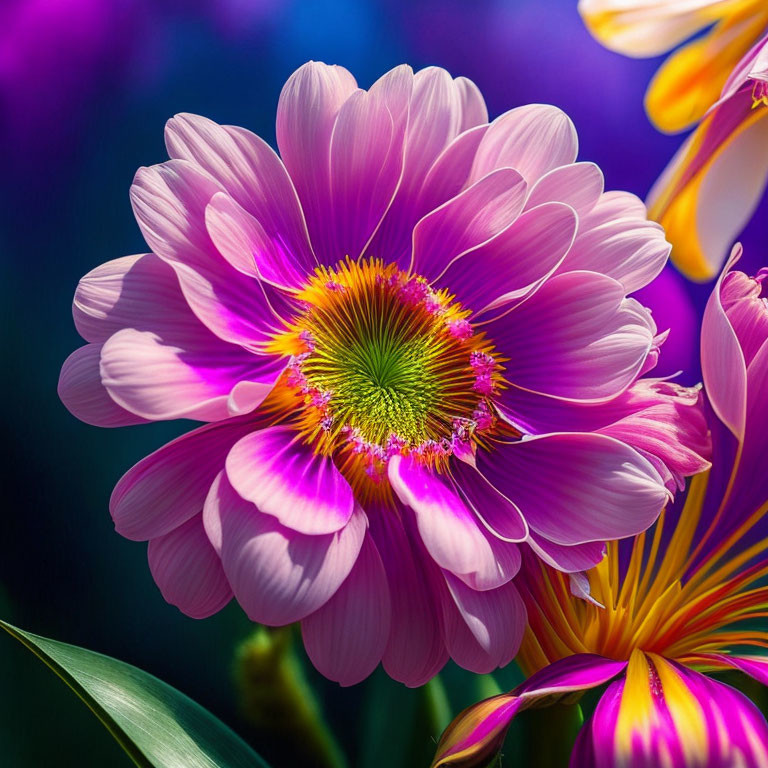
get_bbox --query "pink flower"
[431,248,768,768]
[58,62,709,686]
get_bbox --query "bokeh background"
[2,1,767,765]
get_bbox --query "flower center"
[269,258,504,485]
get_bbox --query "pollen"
[269,258,504,487]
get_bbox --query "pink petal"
[328,87,402,260]
[388,456,518,590]
[72,253,184,343]
[130,159,282,349]
[165,113,315,275]
[432,654,626,767]
[225,425,355,535]
[455,76,488,132]
[276,61,357,266]
[368,508,448,686]
[720,267,768,368]
[440,573,526,674]
[204,471,365,625]
[476,432,668,545]
[487,271,654,402]
[301,534,391,686]
[410,168,527,282]
[110,417,254,541]
[439,201,576,315]
[58,344,148,427]
[100,325,283,422]
[559,190,670,293]
[524,162,604,217]
[147,514,232,619]
[205,192,306,290]
[581,653,768,768]
[364,67,474,266]
[702,246,748,440]
[470,104,578,186]
[450,457,528,542]
[527,534,606,573]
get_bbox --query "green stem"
[235,626,348,768]
[517,701,584,768]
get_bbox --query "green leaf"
[0,620,270,768]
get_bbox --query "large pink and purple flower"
[58,62,709,686]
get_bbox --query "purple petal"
[580,652,768,768]
[470,104,578,186]
[411,167,527,282]
[226,425,355,535]
[368,508,448,686]
[364,67,478,266]
[276,61,357,266]
[204,471,365,625]
[110,417,254,541]
[559,190,670,293]
[72,253,183,343]
[527,534,606,573]
[205,192,307,290]
[301,533,391,686]
[477,433,668,545]
[100,324,283,422]
[439,201,576,315]
[58,344,148,428]
[487,271,654,402]
[450,457,528,542]
[130,159,283,349]
[702,246,748,440]
[440,573,525,674]
[147,514,232,619]
[165,113,315,274]
[328,87,404,260]
[432,654,625,767]
[524,162,604,216]
[389,455,519,590]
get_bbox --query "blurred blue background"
[2,0,766,765]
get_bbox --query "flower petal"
[476,432,668,545]
[204,471,365,625]
[100,325,283,421]
[524,162,604,217]
[110,417,254,541]
[365,67,483,266]
[701,246,748,440]
[72,253,184,343]
[440,573,526,674]
[432,653,626,767]
[164,112,315,274]
[580,651,768,768]
[487,271,654,402]
[147,514,232,619]
[130,159,282,349]
[368,508,448,687]
[58,344,148,427]
[226,425,355,535]
[648,90,768,281]
[411,168,527,282]
[470,104,578,186]
[439,201,576,314]
[205,192,306,290]
[389,455,518,590]
[301,533,391,686]
[276,61,358,265]
[559,191,670,293]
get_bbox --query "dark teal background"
[2,1,766,765]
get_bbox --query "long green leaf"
[0,620,270,768]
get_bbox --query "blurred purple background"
[1,1,765,765]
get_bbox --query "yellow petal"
[646,8,768,133]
